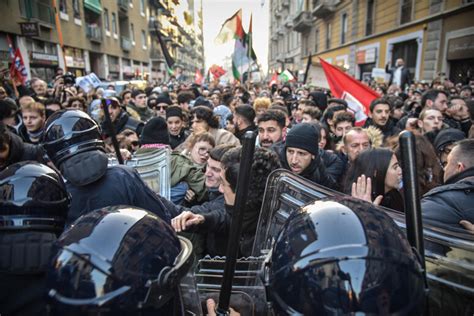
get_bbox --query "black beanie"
[433,128,465,152]
[140,117,170,145]
[166,106,183,119]
[285,123,320,156]
[155,94,172,105]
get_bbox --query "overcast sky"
[202,0,269,74]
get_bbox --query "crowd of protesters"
[1,62,474,252]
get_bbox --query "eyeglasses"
[198,147,210,155]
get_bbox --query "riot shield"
[108,148,171,200]
[194,255,267,315]
[251,169,474,315]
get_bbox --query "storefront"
[25,39,59,81]
[446,34,474,84]
[122,58,133,80]
[356,47,377,82]
[64,47,86,77]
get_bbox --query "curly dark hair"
[221,146,281,215]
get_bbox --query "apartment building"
[280,0,473,83]
[0,0,204,83]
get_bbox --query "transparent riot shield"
[194,255,268,315]
[251,169,336,257]
[108,148,171,200]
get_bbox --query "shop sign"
[19,22,40,37]
[30,51,59,65]
[447,35,474,60]
[356,47,376,64]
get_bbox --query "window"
[326,23,331,50]
[59,0,67,13]
[104,9,110,32]
[400,0,413,24]
[141,30,147,48]
[140,0,145,15]
[111,13,117,35]
[314,28,319,53]
[366,0,375,36]
[131,23,135,43]
[341,13,348,44]
[73,0,80,18]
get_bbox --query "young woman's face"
[190,141,213,165]
[318,128,327,149]
[191,115,209,133]
[219,168,236,205]
[384,155,402,193]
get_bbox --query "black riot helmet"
[41,109,105,167]
[263,196,426,315]
[47,206,194,315]
[0,161,70,233]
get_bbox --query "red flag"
[10,48,27,85]
[209,64,226,79]
[195,68,204,85]
[269,72,278,87]
[320,58,379,125]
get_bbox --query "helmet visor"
[48,248,130,307]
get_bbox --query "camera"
[62,72,76,86]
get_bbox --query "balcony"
[117,0,129,13]
[282,0,290,8]
[86,24,102,43]
[121,36,132,51]
[148,18,161,32]
[19,0,54,24]
[149,0,168,10]
[293,11,312,32]
[284,15,294,28]
[312,0,340,18]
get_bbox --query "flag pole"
[52,0,68,72]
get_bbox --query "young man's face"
[205,157,222,188]
[286,147,314,174]
[108,103,122,122]
[167,116,184,136]
[22,110,44,132]
[334,121,353,137]
[418,109,443,134]
[370,103,390,127]
[134,93,147,108]
[123,93,132,105]
[258,120,284,148]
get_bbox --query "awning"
[84,0,102,15]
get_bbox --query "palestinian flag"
[215,9,245,44]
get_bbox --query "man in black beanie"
[233,104,257,143]
[149,94,173,119]
[166,105,189,149]
[276,123,338,190]
[139,116,170,146]
[433,128,466,167]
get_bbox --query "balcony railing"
[86,24,102,42]
[121,36,132,51]
[312,0,340,18]
[19,0,54,24]
[117,0,129,12]
[148,18,161,31]
[293,11,312,32]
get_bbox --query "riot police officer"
[47,205,194,315]
[0,161,70,316]
[41,109,178,225]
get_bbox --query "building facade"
[268,0,302,79]
[280,0,474,84]
[0,0,204,84]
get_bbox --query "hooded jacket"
[422,167,474,230]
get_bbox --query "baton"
[216,131,256,315]
[101,98,124,165]
[399,131,425,269]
